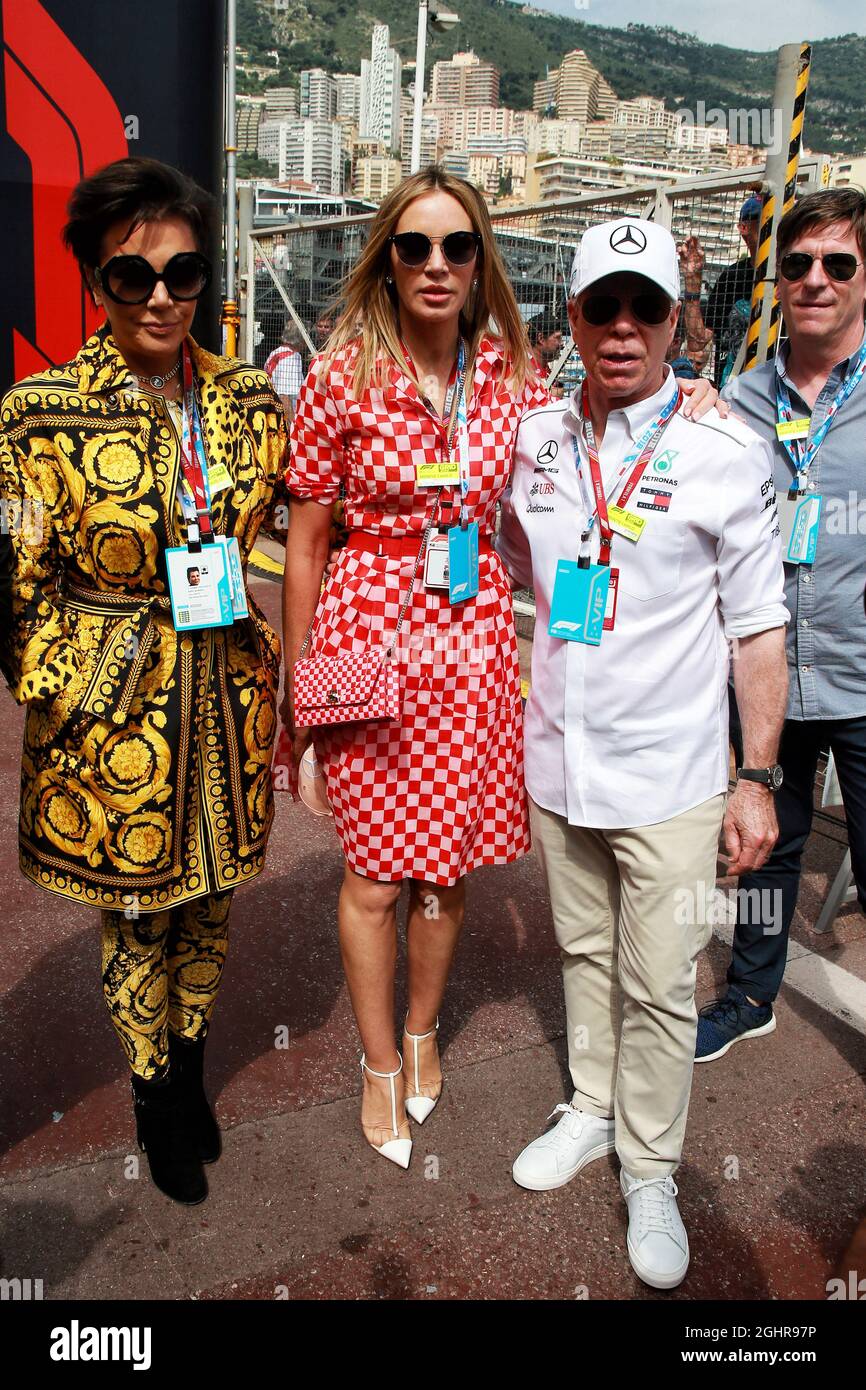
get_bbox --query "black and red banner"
[0,0,225,392]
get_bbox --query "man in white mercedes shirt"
[498,218,790,1290]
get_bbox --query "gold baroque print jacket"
[0,324,286,911]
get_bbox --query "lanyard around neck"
[179,341,213,550]
[575,378,681,565]
[776,340,866,486]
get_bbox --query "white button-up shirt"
[498,369,789,828]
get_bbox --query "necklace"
[131,359,181,391]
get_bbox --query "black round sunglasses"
[389,231,482,267]
[94,251,212,305]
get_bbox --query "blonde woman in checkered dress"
[281,168,548,1168]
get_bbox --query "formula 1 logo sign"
[1,0,128,381]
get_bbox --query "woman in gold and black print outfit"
[0,158,285,1204]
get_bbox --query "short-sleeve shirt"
[284,335,549,886]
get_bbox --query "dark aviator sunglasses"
[94,251,212,305]
[389,230,482,268]
[779,251,864,283]
[580,289,673,328]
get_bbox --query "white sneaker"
[620,1170,690,1289]
[512,1104,615,1191]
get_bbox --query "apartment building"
[431,51,500,107]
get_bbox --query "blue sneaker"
[695,985,776,1063]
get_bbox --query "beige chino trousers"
[529,793,726,1179]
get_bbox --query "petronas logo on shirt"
[653,450,679,474]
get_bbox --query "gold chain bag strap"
[292,490,442,728]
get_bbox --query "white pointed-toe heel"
[403,1018,442,1125]
[360,1055,413,1168]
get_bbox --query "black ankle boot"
[168,1031,221,1163]
[131,1070,208,1205]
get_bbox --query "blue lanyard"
[776,340,866,485]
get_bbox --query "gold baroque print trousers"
[100,889,234,1079]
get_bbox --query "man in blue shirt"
[697,188,866,1062]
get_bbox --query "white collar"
[562,366,676,444]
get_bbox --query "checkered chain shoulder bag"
[292,491,442,728]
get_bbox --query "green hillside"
[237,0,865,156]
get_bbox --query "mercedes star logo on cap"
[536,440,559,464]
[610,224,648,255]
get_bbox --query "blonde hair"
[319,166,535,399]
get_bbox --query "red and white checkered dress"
[286,337,548,886]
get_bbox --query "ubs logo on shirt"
[530,480,555,497]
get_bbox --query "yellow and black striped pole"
[743,41,813,372]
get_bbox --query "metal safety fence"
[242,156,828,393]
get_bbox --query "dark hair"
[63,156,216,282]
[776,188,866,264]
[529,311,561,343]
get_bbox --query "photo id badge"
[216,536,249,618]
[778,490,822,565]
[423,531,451,589]
[166,544,234,631]
[447,521,479,604]
[548,560,610,646]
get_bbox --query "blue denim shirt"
[723,335,866,721]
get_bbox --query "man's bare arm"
[723,627,788,876]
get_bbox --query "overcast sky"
[523,0,866,52]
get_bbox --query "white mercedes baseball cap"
[570,218,681,302]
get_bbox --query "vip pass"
[774,340,866,565]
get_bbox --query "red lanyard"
[180,342,213,547]
[580,379,681,565]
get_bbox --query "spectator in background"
[313,312,334,349]
[264,324,304,422]
[528,310,564,375]
[271,234,289,272]
[666,309,710,380]
[678,195,762,388]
